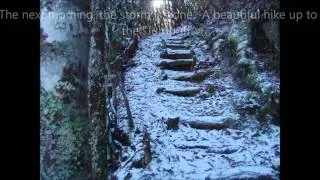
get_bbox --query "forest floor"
[114,25,280,180]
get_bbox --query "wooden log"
[159,59,195,71]
[166,43,189,50]
[166,40,184,44]
[160,52,193,59]
[163,116,236,130]
[157,87,201,97]
[172,69,213,82]
[185,121,230,130]
[175,145,209,149]
[142,127,152,167]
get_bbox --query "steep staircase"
[115,28,280,180]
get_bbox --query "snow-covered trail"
[115,26,280,180]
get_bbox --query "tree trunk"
[88,0,108,179]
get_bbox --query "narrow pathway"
[115,26,280,180]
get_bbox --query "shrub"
[257,89,280,125]
[246,70,259,90]
[40,87,91,179]
[226,38,239,61]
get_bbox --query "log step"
[171,69,213,82]
[183,120,230,130]
[165,43,189,50]
[168,35,190,40]
[180,116,234,130]
[164,116,235,130]
[158,59,195,71]
[167,38,184,42]
[166,40,184,45]
[160,49,193,59]
[156,87,200,97]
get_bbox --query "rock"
[235,92,261,115]
[156,87,166,94]
[166,117,180,130]
[159,70,168,80]
[135,128,141,134]
[124,172,132,180]
[159,59,195,71]
[113,128,131,146]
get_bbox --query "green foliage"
[245,91,260,102]
[204,34,213,43]
[235,58,259,90]
[246,70,259,90]
[257,88,280,125]
[59,115,90,167]
[206,84,215,94]
[258,103,270,122]
[40,87,66,126]
[225,38,239,63]
[52,41,73,56]
[40,87,90,179]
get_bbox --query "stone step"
[156,87,200,97]
[158,59,195,71]
[160,49,193,59]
